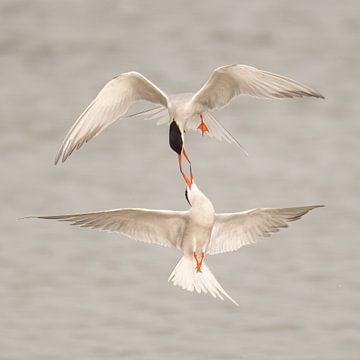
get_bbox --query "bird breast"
[182,219,214,255]
[168,93,196,126]
[189,205,215,228]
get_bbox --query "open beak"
[178,155,193,188]
[178,147,193,188]
[184,165,193,189]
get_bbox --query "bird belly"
[181,224,212,257]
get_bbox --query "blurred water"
[1,0,359,359]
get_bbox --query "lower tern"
[29,180,323,306]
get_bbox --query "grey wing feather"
[55,72,168,164]
[34,208,187,248]
[190,64,324,113]
[207,205,323,255]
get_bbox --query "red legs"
[194,252,204,273]
[197,113,209,136]
[178,147,193,188]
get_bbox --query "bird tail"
[204,112,248,156]
[168,256,238,306]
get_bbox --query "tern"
[54,64,324,184]
[29,178,323,305]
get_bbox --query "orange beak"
[178,154,193,189]
[184,165,193,189]
[178,147,193,189]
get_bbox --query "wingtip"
[301,205,324,216]
[54,152,68,165]
[301,204,325,213]
[225,295,239,307]
[18,216,37,220]
[54,150,62,165]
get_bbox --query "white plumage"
[55,64,324,165]
[31,182,322,305]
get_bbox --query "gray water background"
[1,0,359,359]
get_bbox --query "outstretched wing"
[34,208,187,248]
[55,72,169,164]
[190,64,324,113]
[207,205,323,255]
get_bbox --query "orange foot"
[198,114,209,136]
[194,252,204,273]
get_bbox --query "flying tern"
[54,64,324,184]
[29,178,323,305]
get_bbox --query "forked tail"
[168,256,238,306]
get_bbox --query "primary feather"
[54,64,323,164]
[29,184,323,305]
[55,72,168,164]
[190,64,324,113]
[35,208,186,248]
[207,205,323,255]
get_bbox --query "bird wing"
[34,208,187,248]
[207,205,323,255]
[189,64,324,113]
[55,72,169,164]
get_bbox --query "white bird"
[54,64,324,183]
[29,178,323,306]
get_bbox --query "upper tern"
[54,64,324,184]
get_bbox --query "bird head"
[184,180,202,207]
[169,119,183,155]
[184,182,213,211]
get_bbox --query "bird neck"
[189,187,215,215]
